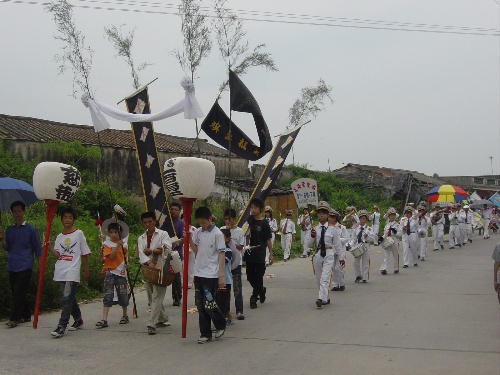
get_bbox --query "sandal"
[18,318,31,324]
[6,321,18,328]
[119,316,129,325]
[156,322,171,328]
[147,326,157,335]
[95,320,108,328]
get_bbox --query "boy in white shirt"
[49,208,90,338]
[222,208,246,320]
[190,206,227,344]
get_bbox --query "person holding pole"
[0,201,42,328]
[298,207,312,258]
[169,202,184,307]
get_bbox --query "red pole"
[33,199,59,329]
[180,197,195,338]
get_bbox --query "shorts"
[103,271,129,307]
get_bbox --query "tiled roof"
[0,113,236,157]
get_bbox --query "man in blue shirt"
[0,200,42,328]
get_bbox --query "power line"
[2,0,499,36]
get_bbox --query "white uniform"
[460,210,474,243]
[349,224,375,281]
[266,218,278,265]
[307,223,342,303]
[380,221,400,273]
[416,213,430,260]
[448,211,461,248]
[480,209,491,239]
[430,211,445,250]
[330,223,348,289]
[370,211,381,245]
[297,214,312,256]
[400,216,418,266]
[343,213,359,241]
[280,218,296,261]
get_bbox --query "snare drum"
[350,243,367,258]
[381,236,395,249]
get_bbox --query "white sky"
[1,0,499,177]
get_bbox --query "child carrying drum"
[380,207,400,275]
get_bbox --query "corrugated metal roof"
[0,113,236,157]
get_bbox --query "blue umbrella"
[0,177,39,212]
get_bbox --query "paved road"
[1,234,499,375]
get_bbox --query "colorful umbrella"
[426,184,468,203]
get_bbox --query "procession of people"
[1,196,499,342]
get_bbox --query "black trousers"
[171,273,182,302]
[9,268,32,322]
[245,262,266,297]
[194,277,226,338]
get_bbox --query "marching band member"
[400,207,418,268]
[430,204,445,251]
[308,202,342,308]
[349,210,375,283]
[343,206,359,239]
[380,207,400,275]
[328,209,348,291]
[297,207,312,258]
[448,205,462,249]
[461,205,474,244]
[264,206,278,265]
[457,204,466,246]
[480,204,492,239]
[370,205,381,246]
[416,205,430,261]
[280,210,296,261]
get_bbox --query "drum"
[350,243,367,258]
[381,236,395,249]
[141,255,177,287]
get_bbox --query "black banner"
[237,125,303,227]
[200,70,272,161]
[125,87,175,238]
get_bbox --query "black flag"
[124,87,176,238]
[237,125,304,227]
[201,70,272,161]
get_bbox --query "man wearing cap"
[416,205,430,261]
[328,209,348,291]
[430,204,445,251]
[264,206,278,266]
[343,207,359,240]
[460,205,474,244]
[400,207,418,267]
[380,207,400,275]
[297,207,312,258]
[349,210,375,282]
[280,210,296,261]
[448,205,462,249]
[370,206,381,246]
[308,202,342,308]
[480,204,492,239]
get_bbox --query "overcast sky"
[1,0,499,177]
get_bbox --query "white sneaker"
[214,329,225,339]
[197,336,211,344]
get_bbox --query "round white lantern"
[163,157,215,199]
[33,162,81,203]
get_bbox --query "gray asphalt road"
[1,234,499,375]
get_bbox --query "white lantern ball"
[163,157,215,200]
[169,251,182,273]
[33,162,81,203]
